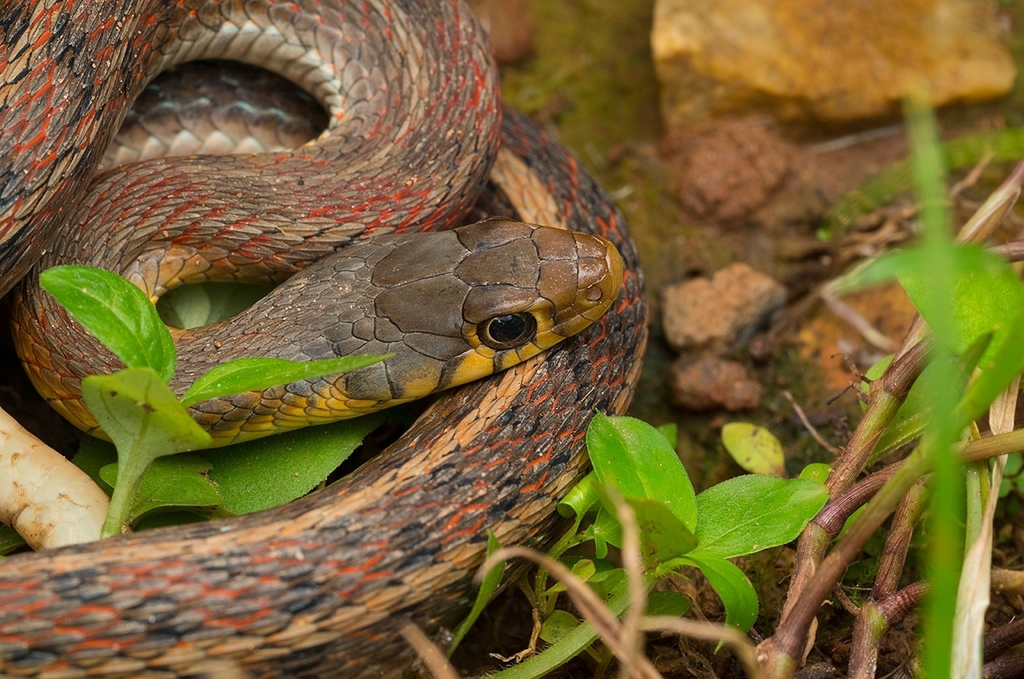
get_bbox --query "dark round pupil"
[484,313,535,349]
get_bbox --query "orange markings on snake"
[0,0,646,676]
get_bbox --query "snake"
[0,1,647,678]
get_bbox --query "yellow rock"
[652,0,1016,127]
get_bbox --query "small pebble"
[662,262,786,354]
[670,355,762,412]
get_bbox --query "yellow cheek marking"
[449,350,498,386]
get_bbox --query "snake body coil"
[0,1,647,677]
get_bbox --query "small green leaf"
[799,463,831,484]
[40,266,176,382]
[99,454,221,526]
[677,551,758,631]
[694,476,828,558]
[0,524,26,557]
[647,590,692,617]
[180,355,391,407]
[585,565,626,600]
[627,497,699,566]
[721,423,787,477]
[448,533,506,655]
[586,414,696,532]
[558,471,599,520]
[656,422,678,447]
[158,281,274,329]
[540,610,582,645]
[956,310,1024,426]
[81,368,212,537]
[71,437,118,492]
[204,414,383,515]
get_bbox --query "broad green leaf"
[99,454,221,525]
[647,590,692,617]
[81,368,212,537]
[899,246,1024,362]
[694,475,828,558]
[82,369,211,454]
[956,310,1024,426]
[0,524,26,557]
[540,610,581,645]
[676,551,758,631]
[656,422,678,447]
[721,423,786,477]
[799,463,830,484]
[586,565,626,600]
[204,414,383,514]
[586,414,696,532]
[586,506,617,558]
[134,510,215,531]
[558,471,599,521]
[449,532,505,656]
[71,437,118,492]
[40,266,176,382]
[158,281,274,329]
[545,559,600,595]
[180,355,391,407]
[627,497,699,566]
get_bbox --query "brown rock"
[662,119,791,221]
[468,0,535,64]
[670,356,762,411]
[652,0,1016,128]
[662,263,786,353]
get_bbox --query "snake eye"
[480,313,537,350]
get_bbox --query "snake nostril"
[586,286,604,302]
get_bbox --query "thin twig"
[783,391,841,455]
[400,623,460,679]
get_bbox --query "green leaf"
[626,497,699,566]
[694,475,829,558]
[866,357,942,462]
[40,265,176,382]
[655,422,678,447]
[647,590,692,617]
[721,423,787,477]
[799,463,831,484]
[71,437,118,492]
[540,610,581,645]
[558,471,599,521]
[81,368,212,537]
[99,454,221,526]
[558,558,598,591]
[584,564,626,600]
[134,510,214,531]
[955,310,1024,426]
[677,551,758,631]
[180,355,391,407]
[0,524,26,557]
[449,532,505,656]
[586,414,696,532]
[900,246,1024,362]
[157,281,274,329]
[204,414,383,515]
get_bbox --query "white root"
[0,406,107,549]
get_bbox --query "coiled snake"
[0,1,647,677]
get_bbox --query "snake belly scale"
[0,1,647,678]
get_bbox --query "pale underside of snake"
[0,1,647,678]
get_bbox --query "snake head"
[164,219,622,442]
[338,218,623,404]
